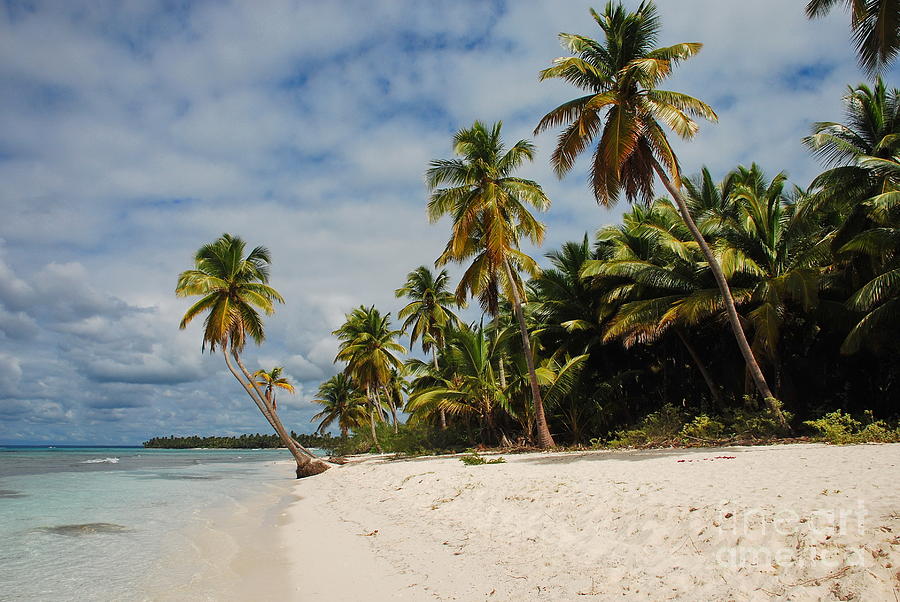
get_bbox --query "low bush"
[803,410,900,444]
[460,452,505,465]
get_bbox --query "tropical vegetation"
[176,2,900,463]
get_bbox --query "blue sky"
[0,0,892,444]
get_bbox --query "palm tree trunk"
[366,385,383,453]
[674,327,723,409]
[381,386,399,433]
[653,163,788,430]
[504,260,555,448]
[433,352,448,430]
[231,351,321,459]
[222,350,329,478]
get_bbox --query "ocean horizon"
[0,446,302,601]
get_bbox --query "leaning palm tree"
[395,266,464,429]
[806,0,899,75]
[311,373,369,438]
[176,234,329,478]
[535,2,786,426]
[252,366,294,411]
[427,120,556,447]
[333,306,406,451]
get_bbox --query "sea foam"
[81,457,120,464]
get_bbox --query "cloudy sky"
[0,1,893,444]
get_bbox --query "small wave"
[81,457,120,464]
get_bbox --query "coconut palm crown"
[534,0,717,206]
[176,233,284,352]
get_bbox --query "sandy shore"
[282,444,900,601]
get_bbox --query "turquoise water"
[0,447,301,601]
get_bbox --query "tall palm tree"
[803,79,900,249]
[535,2,786,426]
[395,266,464,429]
[252,366,294,410]
[311,373,369,438]
[333,306,406,451]
[176,234,329,478]
[427,120,556,447]
[806,0,900,75]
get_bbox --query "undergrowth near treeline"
[320,404,900,458]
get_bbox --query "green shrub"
[681,415,726,441]
[608,404,686,448]
[804,410,900,444]
[460,452,505,465]
[724,399,793,439]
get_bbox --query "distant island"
[142,432,337,449]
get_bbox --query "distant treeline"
[142,432,337,449]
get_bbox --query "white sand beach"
[283,443,900,601]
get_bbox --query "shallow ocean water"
[0,447,299,601]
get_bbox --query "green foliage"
[608,404,686,448]
[680,415,726,441]
[460,452,506,465]
[143,432,335,450]
[804,410,900,444]
[323,422,472,457]
[724,399,794,439]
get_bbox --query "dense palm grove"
[310,3,899,453]
[178,2,899,466]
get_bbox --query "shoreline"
[280,443,900,600]
[136,460,298,601]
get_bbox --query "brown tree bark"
[433,352,447,430]
[366,385,383,453]
[653,162,788,429]
[504,260,555,448]
[224,350,330,478]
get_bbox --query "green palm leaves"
[253,366,295,410]
[395,266,464,354]
[427,120,550,315]
[176,233,284,352]
[806,0,900,75]
[535,1,716,205]
[311,373,369,437]
[176,234,328,478]
[428,120,557,447]
[333,306,407,390]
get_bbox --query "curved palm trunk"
[380,386,400,433]
[225,350,330,477]
[653,163,788,429]
[674,327,723,409]
[433,352,448,430]
[504,261,555,448]
[231,352,321,459]
[366,385,383,453]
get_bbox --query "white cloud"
[0,0,893,443]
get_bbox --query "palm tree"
[426,120,556,447]
[333,306,406,451]
[176,234,329,478]
[395,266,464,429]
[311,373,369,438]
[405,323,511,441]
[535,2,786,426]
[717,165,832,386]
[252,366,294,411]
[582,199,726,405]
[805,0,900,75]
[803,79,900,249]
